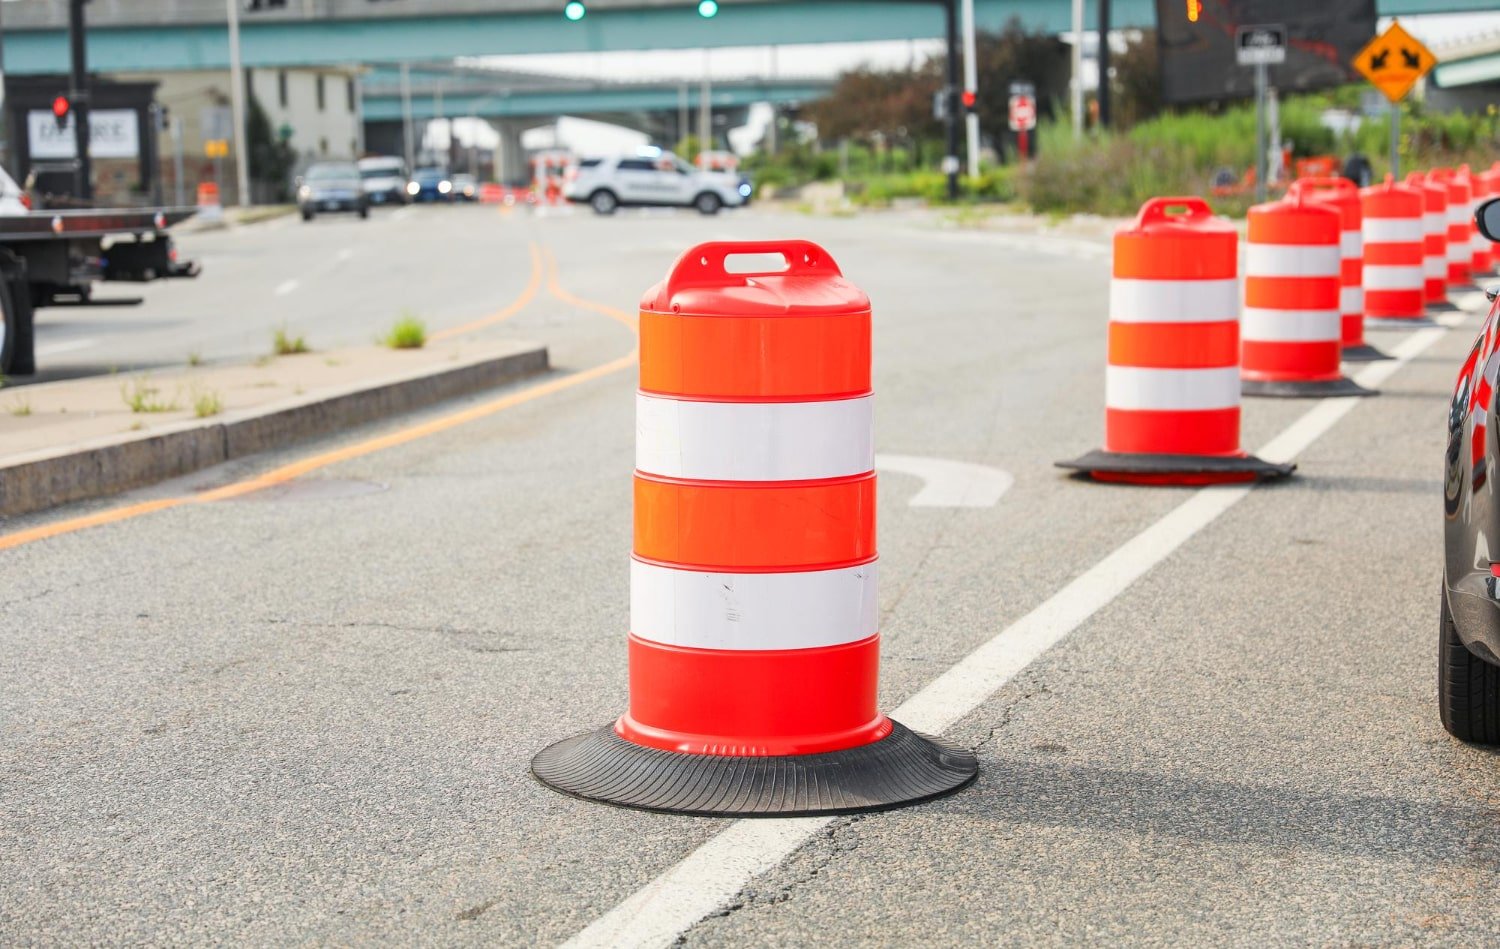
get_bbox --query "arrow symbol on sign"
[875,454,1014,508]
[1370,49,1389,70]
[1402,47,1422,69]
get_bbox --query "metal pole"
[1096,0,1111,129]
[0,0,9,179]
[943,0,959,198]
[400,62,413,173]
[68,0,92,201]
[1389,99,1400,179]
[1070,0,1083,138]
[225,0,249,206]
[961,0,978,178]
[766,47,778,155]
[677,82,688,148]
[172,115,184,206]
[1254,61,1267,204]
[698,49,711,154]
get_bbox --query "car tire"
[694,192,722,215]
[590,190,619,215]
[358,205,370,220]
[301,209,314,222]
[0,273,14,376]
[1439,587,1500,743]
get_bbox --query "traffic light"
[697,0,718,16]
[563,1,585,20]
[961,89,976,110]
[1187,0,1201,21]
[51,95,71,130]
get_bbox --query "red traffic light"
[51,95,70,120]
[961,90,977,109]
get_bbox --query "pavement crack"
[969,682,1052,755]
[455,895,501,921]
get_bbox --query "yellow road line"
[0,245,639,553]
[429,241,542,342]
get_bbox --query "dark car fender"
[1445,303,1500,665]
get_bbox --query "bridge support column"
[494,119,530,186]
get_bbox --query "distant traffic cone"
[1430,168,1475,289]
[1057,198,1293,484]
[1241,192,1374,398]
[1359,175,1426,325]
[1287,177,1386,360]
[1405,171,1452,312]
[532,240,977,816]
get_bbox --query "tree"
[806,64,942,154]
[246,91,295,201]
[1113,31,1164,127]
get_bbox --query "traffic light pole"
[942,0,959,200]
[68,0,91,201]
[226,0,251,206]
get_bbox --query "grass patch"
[382,312,428,350]
[120,377,178,413]
[8,397,30,417]
[187,349,204,367]
[272,324,309,356]
[191,386,223,418]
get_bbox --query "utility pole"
[68,0,92,201]
[677,82,688,149]
[225,0,250,206]
[1253,60,1267,203]
[698,49,711,154]
[400,62,414,173]
[961,0,978,178]
[1096,0,1111,129]
[0,0,9,178]
[942,0,959,198]
[1070,0,1083,137]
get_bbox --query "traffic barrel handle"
[1133,196,1214,228]
[1287,176,1358,202]
[661,239,844,297]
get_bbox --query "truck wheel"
[590,190,619,215]
[694,192,722,215]
[1439,588,1500,743]
[0,277,12,375]
[0,275,34,376]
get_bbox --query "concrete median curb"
[0,343,549,518]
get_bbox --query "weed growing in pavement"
[187,349,204,367]
[8,398,30,416]
[382,312,427,350]
[252,354,274,368]
[192,386,223,418]
[273,324,309,355]
[120,376,178,413]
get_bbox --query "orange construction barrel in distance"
[532,240,977,816]
[1057,198,1293,484]
[1463,165,1491,278]
[1406,171,1451,311]
[1360,175,1426,324]
[1484,162,1500,273]
[1287,177,1385,360]
[1430,168,1474,288]
[1241,193,1374,398]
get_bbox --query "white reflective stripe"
[630,559,877,651]
[1424,212,1445,235]
[1104,366,1240,411]
[1108,278,1239,324]
[1364,264,1425,289]
[1363,218,1423,243]
[1340,230,1362,258]
[1241,307,1341,343]
[1425,255,1446,278]
[1246,243,1340,277]
[1474,233,1491,253]
[636,394,873,481]
[1449,241,1471,263]
[1449,206,1469,224]
[1341,286,1363,315]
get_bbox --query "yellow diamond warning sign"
[1354,20,1437,104]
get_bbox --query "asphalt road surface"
[3,203,1498,945]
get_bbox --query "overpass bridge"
[0,0,1490,74]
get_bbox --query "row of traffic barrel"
[1059,163,1500,485]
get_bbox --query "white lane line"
[875,454,1014,508]
[336,247,354,262]
[34,337,98,357]
[561,312,1472,949]
[273,248,353,297]
[273,279,300,296]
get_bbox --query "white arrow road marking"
[875,454,1013,508]
[560,313,1465,949]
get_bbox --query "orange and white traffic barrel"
[1467,164,1494,277]
[1241,193,1373,398]
[1287,177,1383,359]
[1359,175,1425,323]
[1405,171,1450,309]
[1430,168,1474,287]
[1058,198,1292,484]
[1483,162,1500,272]
[532,240,977,816]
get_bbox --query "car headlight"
[438,180,452,194]
[406,181,420,195]
[298,185,312,200]
[464,185,475,197]
[738,183,752,197]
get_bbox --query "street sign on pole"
[1353,21,1436,182]
[1007,81,1036,164]
[1236,25,1287,66]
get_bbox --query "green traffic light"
[698,0,718,17]
[564,1,585,20]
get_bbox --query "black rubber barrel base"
[1055,449,1294,482]
[1423,300,1461,314]
[531,720,977,817]
[1242,376,1376,399]
[1341,343,1393,362]
[1368,315,1438,328]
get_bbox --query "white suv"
[566,153,745,215]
